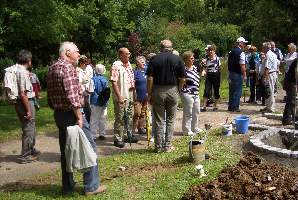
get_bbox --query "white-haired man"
[146,39,186,153]
[260,42,278,113]
[89,64,109,140]
[47,41,106,195]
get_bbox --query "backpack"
[95,77,110,106]
[99,87,111,106]
[3,64,19,104]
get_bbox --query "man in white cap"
[227,37,248,112]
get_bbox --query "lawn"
[0,91,116,143]
[0,129,240,200]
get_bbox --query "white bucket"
[222,124,232,136]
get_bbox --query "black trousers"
[282,82,297,123]
[204,73,220,99]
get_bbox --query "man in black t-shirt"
[147,40,186,153]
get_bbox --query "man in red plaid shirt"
[47,41,106,196]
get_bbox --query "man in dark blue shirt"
[147,40,186,153]
[227,37,248,112]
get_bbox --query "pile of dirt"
[183,152,298,200]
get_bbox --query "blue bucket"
[234,115,249,134]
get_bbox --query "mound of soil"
[183,152,298,200]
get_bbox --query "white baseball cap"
[236,37,248,43]
[204,45,212,50]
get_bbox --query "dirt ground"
[182,152,298,200]
[0,90,296,187]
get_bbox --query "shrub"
[34,67,48,89]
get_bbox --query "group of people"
[6,36,297,196]
[227,38,297,126]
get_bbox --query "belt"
[268,71,278,74]
[16,98,34,101]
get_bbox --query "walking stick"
[146,104,151,146]
[123,101,132,147]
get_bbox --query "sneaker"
[187,131,195,136]
[17,155,38,164]
[200,107,207,112]
[212,107,218,111]
[150,137,154,143]
[31,148,41,156]
[114,140,125,148]
[163,146,175,153]
[193,128,203,134]
[138,128,146,135]
[124,135,138,143]
[85,185,107,196]
[98,135,106,141]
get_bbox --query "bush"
[34,67,48,89]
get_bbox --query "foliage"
[0,0,297,67]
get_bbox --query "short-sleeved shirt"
[146,51,186,85]
[265,50,278,73]
[134,68,147,102]
[206,55,221,74]
[29,72,40,84]
[16,65,35,98]
[47,58,83,111]
[181,65,200,95]
[110,60,135,89]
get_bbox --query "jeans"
[54,110,99,193]
[180,92,200,134]
[228,71,243,110]
[15,99,36,157]
[152,86,178,150]
[203,73,220,99]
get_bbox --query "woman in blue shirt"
[133,56,148,135]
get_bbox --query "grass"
[0,91,116,143]
[0,129,240,200]
[0,92,56,142]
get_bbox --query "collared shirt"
[16,64,35,98]
[110,60,135,89]
[47,58,83,111]
[146,51,186,85]
[265,50,278,73]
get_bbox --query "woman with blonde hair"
[180,51,201,135]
